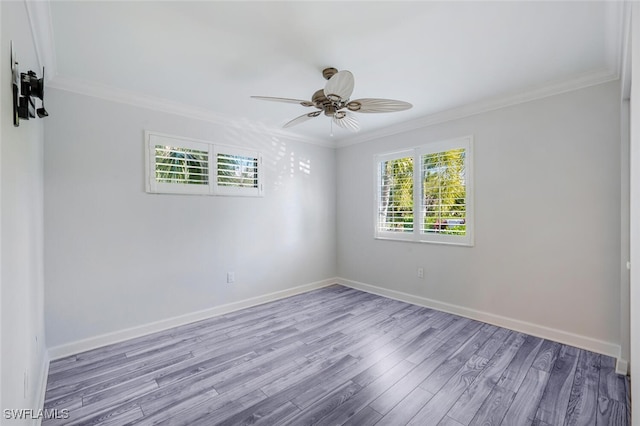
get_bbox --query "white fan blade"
[346,98,412,113]
[332,112,359,132]
[283,111,321,128]
[324,70,354,102]
[251,96,314,107]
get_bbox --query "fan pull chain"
[330,119,334,137]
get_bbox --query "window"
[145,132,263,197]
[377,153,415,233]
[214,146,262,197]
[375,136,473,246]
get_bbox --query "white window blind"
[421,148,467,236]
[155,146,209,186]
[146,134,212,195]
[375,136,473,246]
[214,146,263,197]
[145,132,263,197]
[377,154,414,234]
[217,154,258,188]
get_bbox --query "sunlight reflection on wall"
[222,117,319,192]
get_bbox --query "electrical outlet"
[227,272,235,284]
[417,267,424,279]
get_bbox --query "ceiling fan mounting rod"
[250,66,411,133]
[322,67,338,80]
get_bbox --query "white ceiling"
[42,1,625,145]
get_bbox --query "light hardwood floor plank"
[534,345,580,425]
[496,333,544,392]
[564,350,600,425]
[408,354,489,425]
[447,331,526,424]
[468,384,515,426]
[41,285,629,426]
[374,386,434,426]
[501,367,550,426]
[598,354,630,426]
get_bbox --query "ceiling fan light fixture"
[251,67,411,134]
[324,105,336,117]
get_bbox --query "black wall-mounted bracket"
[11,41,49,127]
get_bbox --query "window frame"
[374,149,417,242]
[214,145,264,197]
[145,131,264,197]
[374,136,474,246]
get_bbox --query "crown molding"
[49,68,619,151]
[24,0,57,81]
[23,0,332,148]
[47,76,334,148]
[337,68,620,148]
[25,0,626,150]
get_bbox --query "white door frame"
[630,3,640,425]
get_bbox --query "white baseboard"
[48,278,336,360]
[34,350,50,426]
[336,277,624,368]
[46,277,628,376]
[616,357,629,376]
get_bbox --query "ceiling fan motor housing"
[251,66,411,132]
[312,89,341,116]
[322,67,338,80]
[312,89,328,105]
[324,105,337,117]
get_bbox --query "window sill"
[374,235,474,247]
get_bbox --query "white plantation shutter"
[154,146,209,185]
[375,136,474,246]
[145,132,263,197]
[146,134,213,195]
[217,154,258,188]
[421,148,467,236]
[215,146,264,197]
[376,152,415,236]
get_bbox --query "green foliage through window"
[217,153,259,188]
[375,137,472,245]
[378,157,414,232]
[422,149,466,235]
[155,145,208,185]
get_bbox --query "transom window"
[374,136,474,246]
[214,146,262,197]
[155,145,209,187]
[145,132,263,197]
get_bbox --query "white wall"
[620,99,630,370]
[1,1,48,422]
[629,2,640,422]
[337,81,622,352]
[44,89,337,349]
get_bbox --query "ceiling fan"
[251,67,412,133]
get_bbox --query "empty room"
[2,1,639,425]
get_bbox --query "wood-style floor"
[43,285,630,425]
